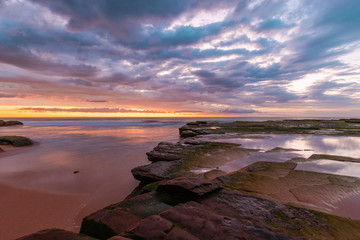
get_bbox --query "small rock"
[0,136,34,147]
[0,147,4,152]
[146,142,184,162]
[131,160,183,184]
[0,120,24,127]
[179,130,198,138]
[74,170,79,174]
[17,228,93,240]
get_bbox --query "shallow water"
[296,160,360,178]
[208,134,360,176]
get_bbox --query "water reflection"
[296,160,360,178]
[209,134,360,177]
[211,134,360,158]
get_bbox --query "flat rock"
[17,229,93,240]
[0,136,34,147]
[80,208,141,240]
[0,120,23,126]
[165,227,199,240]
[146,142,184,162]
[157,177,222,200]
[131,160,183,183]
[160,198,308,240]
[107,191,172,218]
[217,161,360,214]
[128,215,173,239]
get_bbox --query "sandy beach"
[0,181,89,240]
[0,119,182,239]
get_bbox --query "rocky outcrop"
[0,136,34,147]
[131,160,183,183]
[18,120,360,240]
[80,208,141,240]
[308,153,360,162]
[17,229,93,240]
[0,120,23,127]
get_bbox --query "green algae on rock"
[217,161,360,213]
[179,119,360,137]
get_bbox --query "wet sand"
[0,182,89,240]
[0,120,182,239]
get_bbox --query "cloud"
[0,92,16,98]
[1,0,360,117]
[18,107,165,113]
[175,110,203,113]
[221,108,257,114]
[257,18,295,31]
[0,47,98,77]
[86,100,109,103]
[61,78,94,87]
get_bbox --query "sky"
[0,0,360,118]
